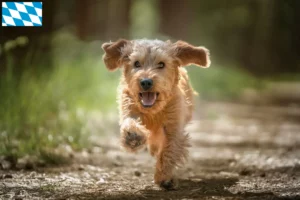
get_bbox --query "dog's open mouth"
[139,92,159,107]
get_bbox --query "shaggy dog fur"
[102,39,210,190]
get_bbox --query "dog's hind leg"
[154,127,190,190]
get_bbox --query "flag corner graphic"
[2,2,43,27]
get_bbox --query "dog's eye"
[158,62,165,69]
[134,61,141,68]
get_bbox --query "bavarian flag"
[2,2,42,26]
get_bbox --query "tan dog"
[102,39,210,190]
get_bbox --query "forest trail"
[1,102,300,200]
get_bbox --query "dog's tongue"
[141,92,157,106]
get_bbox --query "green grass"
[0,34,120,163]
[0,62,119,162]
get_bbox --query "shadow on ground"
[63,177,297,200]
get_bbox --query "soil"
[1,102,300,200]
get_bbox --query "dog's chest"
[140,113,165,132]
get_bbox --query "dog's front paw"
[120,119,149,152]
[125,131,145,150]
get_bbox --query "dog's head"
[102,39,210,114]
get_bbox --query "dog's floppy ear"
[174,40,211,68]
[102,39,131,71]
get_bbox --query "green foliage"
[188,64,264,101]
[0,34,119,163]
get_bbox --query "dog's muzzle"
[139,92,159,107]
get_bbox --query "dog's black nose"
[140,78,153,91]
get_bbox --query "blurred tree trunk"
[106,0,131,40]
[240,0,275,75]
[239,0,300,75]
[272,0,300,74]
[159,0,190,40]
[76,0,108,40]
[76,0,131,41]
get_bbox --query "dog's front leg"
[154,126,189,190]
[120,118,150,152]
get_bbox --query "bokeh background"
[1,0,300,166]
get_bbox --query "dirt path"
[1,102,300,200]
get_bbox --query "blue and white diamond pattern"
[2,2,42,26]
